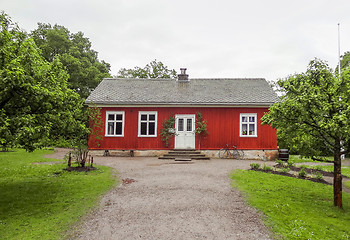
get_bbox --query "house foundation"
[88,149,279,161]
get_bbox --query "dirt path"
[51,152,272,240]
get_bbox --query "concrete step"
[191,156,210,160]
[163,154,206,158]
[168,151,201,155]
[174,158,192,161]
[158,156,175,160]
[159,155,210,160]
[172,149,196,151]
[158,150,210,160]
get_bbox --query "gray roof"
[85,78,279,106]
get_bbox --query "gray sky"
[2,0,350,81]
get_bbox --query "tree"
[30,23,111,99]
[0,13,87,151]
[117,59,177,79]
[336,51,350,73]
[195,112,209,150]
[262,59,350,208]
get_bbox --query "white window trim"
[138,111,158,137]
[175,114,195,133]
[240,113,257,137]
[105,111,125,137]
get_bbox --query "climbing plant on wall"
[195,112,209,150]
[160,114,176,147]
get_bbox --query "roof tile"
[85,78,279,106]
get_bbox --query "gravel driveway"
[60,154,272,240]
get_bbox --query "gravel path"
[45,149,350,239]
[47,149,272,239]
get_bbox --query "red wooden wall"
[89,106,277,150]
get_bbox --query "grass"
[0,149,117,240]
[288,155,333,163]
[231,170,350,240]
[288,155,350,189]
[306,164,350,190]
[305,165,350,178]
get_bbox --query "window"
[240,113,257,137]
[138,111,157,137]
[186,118,193,131]
[106,111,125,137]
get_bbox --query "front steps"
[158,149,210,161]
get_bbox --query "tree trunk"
[333,142,342,208]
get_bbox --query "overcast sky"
[2,0,350,81]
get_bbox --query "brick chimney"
[177,68,189,82]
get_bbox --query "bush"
[250,163,260,170]
[279,167,290,174]
[263,164,272,171]
[315,172,324,180]
[275,160,285,165]
[313,165,324,171]
[299,168,307,178]
[287,161,295,167]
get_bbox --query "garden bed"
[250,162,349,186]
[251,169,331,185]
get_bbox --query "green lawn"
[305,164,350,190]
[288,155,334,163]
[289,155,350,189]
[0,149,117,240]
[304,165,350,177]
[231,170,350,240]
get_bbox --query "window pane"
[242,124,247,135]
[187,119,192,131]
[149,114,155,121]
[242,116,247,123]
[149,122,155,135]
[108,114,115,120]
[141,122,147,135]
[178,119,184,131]
[141,114,147,121]
[116,114,123,121]
[116,122,123,135]
[249,116,255,122]
[108,122,114,135]
[249,124,255,135]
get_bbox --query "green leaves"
[0,13,87,151]
[117,59,177,79]
[30,23,111,99]
[160,114,176,147]
[262,58,350,157]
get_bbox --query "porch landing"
[158,149,210,161]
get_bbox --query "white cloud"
[2,0,350,81]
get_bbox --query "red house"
[86,69,279,159]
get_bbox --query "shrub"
[287,161,295,167]
[275,160,285,165]
[313,165,324,171]
[315,172,324,180]
[279,167,290,174]
[250,163,260,170]
[298,168,307,178]
[263,164,272,171]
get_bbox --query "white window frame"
[138,111,157,137]
[240,113,257,137]
[105,111,125,137]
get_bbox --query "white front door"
[175,114,195,149]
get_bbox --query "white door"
[175,114,195,149]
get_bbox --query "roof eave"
[85,101,276,108]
